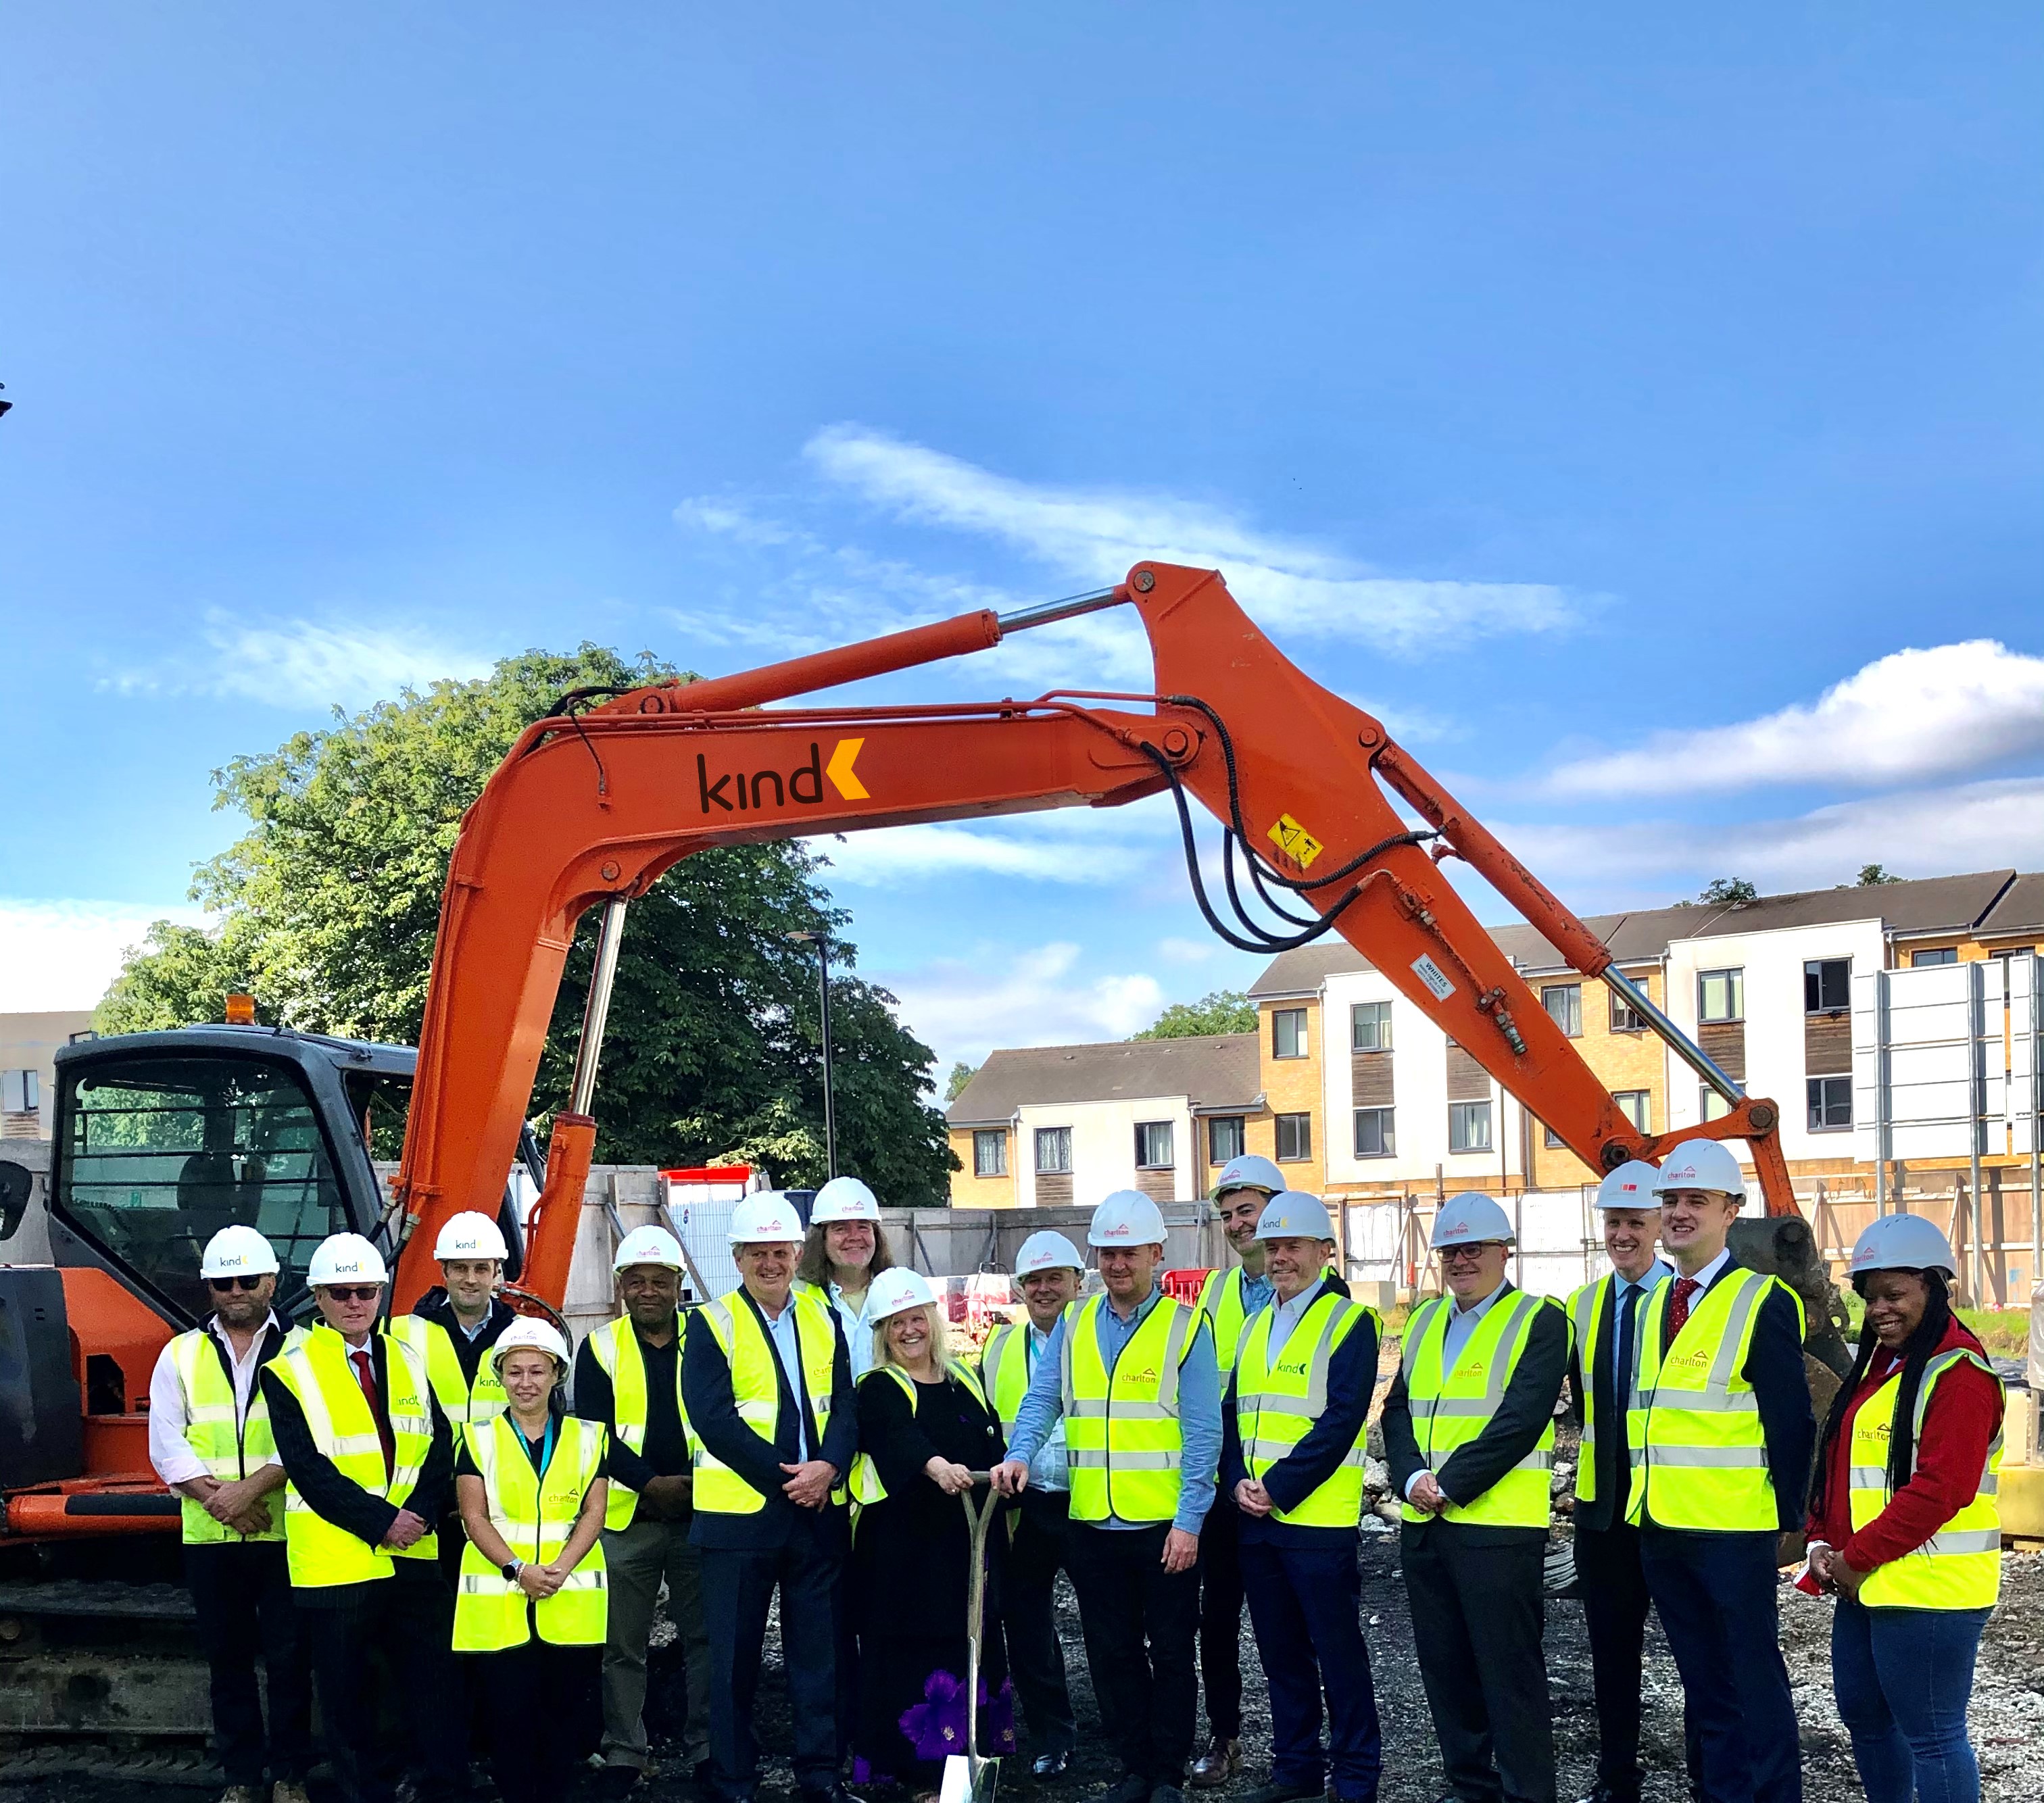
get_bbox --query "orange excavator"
[0,562,1841,1762]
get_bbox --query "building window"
[1449,1100,1492,1153]
[1911,947,1957,968]
[1272,1008,1308,1060]
[1350,1001,1393,1052]
[1275,1112,1313,1162]
[1803,958,1851,1013]
[1699,968,1745,1024]
[1033,1127,1071,1175]
[1609,983,1649,1032]
[1134,1121,1175,1169]
[1807,1076,1853,1131]
[1700,1087,1732,1124]
[1542,984,1582,1038]
[1,1070,39,1114]
[1353,1107,1394,1158]
[973,1130,1007,1178]
[1207,1116,1246,1164]
[1614,1090,1651,1133]
[1542,1122,1565,1150]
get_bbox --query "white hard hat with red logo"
[1088,1190,1168,1248]
[1015,1230,1086,1277]
[866,1266,938,1323]
[1849,1214,1957,1281]
[1212,1154,1286,1199]
[489,1316,572,1375]
[1653,1139,1746,1202]
[612,1225,687,1272]
[1595,1160,1663,1212]
[728,1193,805,1245]
[1429,1192,1515,1249]
[811,1176,881,1223]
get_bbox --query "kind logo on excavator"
[694,737,868,814]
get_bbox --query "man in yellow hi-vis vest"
[147,1225,313,1803]
[573,1224,712,1793]
[980,1229,1087,1781]
[259,1233,462,1803]
[992,1190,1221,1803]
[680,1195,859,1803]
[1382,1193,1568,1803]
[1188,1152,1283,1790]
[1628,1141,1813,1803]
[1221,1193,1380,1803]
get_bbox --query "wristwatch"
[501,1558,522,1582]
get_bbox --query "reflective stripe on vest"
[1847,1348,2003,1610]
[392,1313,508,1429]
[1197,1267,1257,1373]
[980,1322,1032,1431]
[1399,1289,1557,1529]
[848,1361,992,1508]
[1059,1293,1196,1525]
[453,1415,608,1650]
[1625,1266,1801,1532]
[170,1327,283,1545]
[272,1326,438,1587]
[587,1314,686,1531]
[691,1289,842,1516]
[1567,1275,1611,1506]
[1236,1293,1377,1529]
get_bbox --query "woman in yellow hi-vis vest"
[454,1318,610,1803]
[1805,1216,2003,1803]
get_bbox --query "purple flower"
[899,1672,1019,1762]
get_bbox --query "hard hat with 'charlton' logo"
[1088,1190,1167,1248]
[1653,1139,1746,1202]
[1430,1192,1515,1248]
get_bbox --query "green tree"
[1132,988,1257,1040]
[1855,864,1901,886]
[945,1060,980,1102]
[1698,877,1759,907]
[97,646,956,1202]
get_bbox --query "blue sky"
[4,5,2041,1085]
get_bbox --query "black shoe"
[1102,1777,1150,1803]
[1031,1752,1073,1781]
[596,1770,643,1802]
[1241,1786,1325,1803]
[1150,1787,1186,1803]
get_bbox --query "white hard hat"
[811,1176,881,1223]
[1213,1154,1286,1199]
[1595,1160,1663,1212]
[1015,1230,1086,1277]
[1430,1192,1515,1249]
[866,1266,938,1324]
[1653,1139,1746,1201]
[489,1316,571,1375]
[1088,1189,1168,1248]
[1849,1215,1957,1281]
[1255,1191,1336,1242]
[612,1225,687,1273]
[729,1193,805,1245]
[201,1225,280,1280]
[434,1210,510,1262]
[307,1233,389,1287]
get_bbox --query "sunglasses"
[208,1275,267,1292]
[322,1285,383,1302]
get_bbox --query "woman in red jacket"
[1805,1216,2003,1803]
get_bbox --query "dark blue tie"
[1609,1283,1640,1506]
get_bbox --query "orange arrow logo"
[826,738,868,800]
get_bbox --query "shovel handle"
[960,1473,999,1759]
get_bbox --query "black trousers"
[1240,1535,1381,1802]
[185,1540,315,1786]
[300,1564,466,1803]
[1196,1493,1244,1742]
[702,1515,845,1803]
[1002,1489,1078,1754]
[1063,1520,1200,1787]
[1400,1523,1555,1803]
[479,1638,602,1803]
[1576,1523,1705,1802]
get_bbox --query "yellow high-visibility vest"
[979,1318,1044,1432]
[391,1312,508,1429]
[269,1325,439,1588]
[168,1326,283,1545]
[1059,1293,1198,1525]
[453,1414,608,1651]
[848,1360,993,1507]
[691,1289,844,1515]
[1196,1267,1264,1373]
[1625,1266,1803,1532]
[1848,1348,2003,1610]
[1234,1291,1378,1529]
[1398,1289,1558,1529]
[586,1314,687,1531]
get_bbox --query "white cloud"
[1545,641,2044,797]
[883,942,1165,1072]
[0,898,206,1012]
[805,820,1134,888]
[804,424,1578,650]
[1157,937,1216,964]
[106,610,493,707]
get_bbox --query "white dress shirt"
[1405,1277,1512,1502]
[758,1294,814,1462]
[147,1312,284,1487]
[1262,1283,1324,1361]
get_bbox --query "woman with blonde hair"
[795,1176,897,1379]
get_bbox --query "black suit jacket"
[681,1289,858,1551]
[1565,1273,1663,1535]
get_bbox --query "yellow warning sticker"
[1267,812,1323,869]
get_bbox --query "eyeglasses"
[208,1275,266,1292]
[1438,1245,1494,1264]
[322,1285,383,1302]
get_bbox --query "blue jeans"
[1830,1598,1990,1803]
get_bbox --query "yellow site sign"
[1267,812,1323,870]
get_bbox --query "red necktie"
[351,1348,397,1481]
[1666,1276,1701,1343]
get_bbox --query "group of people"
[148,1145,2006,1803]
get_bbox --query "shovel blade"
[940,1754,999,1803]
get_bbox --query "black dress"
[850,1364,1015,1791]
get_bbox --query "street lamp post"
[786,930,837,1179]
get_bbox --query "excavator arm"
[390,561,1797,1312]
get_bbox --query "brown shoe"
[270,1783,312,1803]
[1188,1740,1242,1789]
